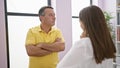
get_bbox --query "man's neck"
[40,24,51,33]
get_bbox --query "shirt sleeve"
[25,29,36,45]
[57,41,89,68]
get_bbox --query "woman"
[57,5,116,68]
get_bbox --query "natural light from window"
[7,0,47,13]
[71,0,90,44]
[7,0,47,68]
[8,16,40,68]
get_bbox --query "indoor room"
[0,0,119,68]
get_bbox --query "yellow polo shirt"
[25,25,64,68]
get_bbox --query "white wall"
[55,0,72,60]
[0,0,8,68]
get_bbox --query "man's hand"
[80,31,87,38]
[36,43,43,48]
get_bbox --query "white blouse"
[57,37,113,68]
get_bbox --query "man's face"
[41,8,56,27]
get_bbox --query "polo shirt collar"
[38,25,55,33]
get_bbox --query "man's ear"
[40,16,44,21]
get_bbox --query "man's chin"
[51,23,55,26]
[52,24,55,26]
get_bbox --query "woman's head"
[79,5,106,35]
[79,5,116,64]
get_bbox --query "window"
[8,16,39,68]
[7,0,47,13]
[71,0,91,44]
[5,0,50,68]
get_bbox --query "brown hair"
[79,5,116,64]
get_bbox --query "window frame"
[71,0,92,44]
[4,0,51,68]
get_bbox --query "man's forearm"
[40,42,65,52]
[26,45,52,57]
[34,48,52,57]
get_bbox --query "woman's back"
[57,37,113,68]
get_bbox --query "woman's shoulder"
[72,37,93,53]
[74,37,91,46]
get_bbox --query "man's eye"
[49,14,55,16]
[49,14,52,16]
